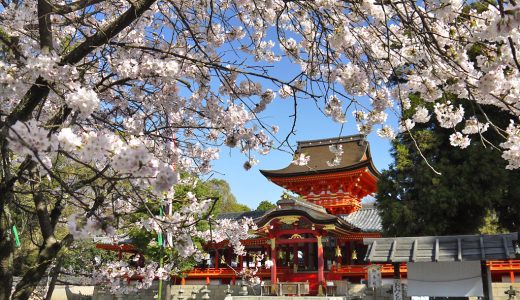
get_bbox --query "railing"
[184,260,520,279]
[489,260,520,272]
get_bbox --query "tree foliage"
[207,179,250,214]
[3,0,520,298]
[256,200,276,211]
[377,95,520,236]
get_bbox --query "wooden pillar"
[481,260,494,300]
[317,236,325,296]
[270,238,277,294]
[214,250,219,269]
[303,244,309,271]
[239,255,243,270]
[347,241,353,265]
[226,247,231,266]
[293,245,299,272]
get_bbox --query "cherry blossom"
[4,0,520,296]
[292,153,311,166]
[450,132,471,149]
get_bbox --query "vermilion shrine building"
[182,135,520,294]
[97,135,520,295]
[185,135,385,293]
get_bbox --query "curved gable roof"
[260,135,379,177]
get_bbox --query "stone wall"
[49,281,520,300]
[49,286,94,300]
[93,281,170,300]
[490,282,520,300]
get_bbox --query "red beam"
[273,229,318,238]
[275,238,317,245]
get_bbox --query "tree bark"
[11,235,72,300]
[44,256,63,300]
[0,210,14,300]
[0,0,159,298]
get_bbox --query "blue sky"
[191,27,399,209]
[210,96,396,209]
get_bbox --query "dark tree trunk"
[0,216,13,300]
[45,256,63,300]
[11,235,72,300]
[0,180,15,300]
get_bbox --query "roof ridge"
[297,134,366,148]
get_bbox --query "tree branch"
[51,0,105,14]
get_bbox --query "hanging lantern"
[264,256,273,269]
[220,254,226,264]
[335,245,342,257]
[351,250,358,260]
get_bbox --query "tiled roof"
[341,205,382,232]
[363,233,519,262]
[216,210,267,220]
[260,134,379,177]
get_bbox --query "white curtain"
[407,261,483,297]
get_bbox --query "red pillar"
[317,236,324,296]
[239,255,244,270]
[270,238,277,294]
[214,250,219,269]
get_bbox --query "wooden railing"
[184,260,520,279]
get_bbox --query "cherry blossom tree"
[2,0,520,298]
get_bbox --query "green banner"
[12,225,20,248]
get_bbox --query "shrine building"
[97,134,520,295]
[181,135,520,294]
[184,135,383,294]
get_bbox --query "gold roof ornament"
[289,233,303,239]
[277,215,300,225]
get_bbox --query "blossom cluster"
[5,0,520,294]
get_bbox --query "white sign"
[367,265,382,288]
[407,261,483,297]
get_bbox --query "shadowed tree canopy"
[377,95,520,236]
